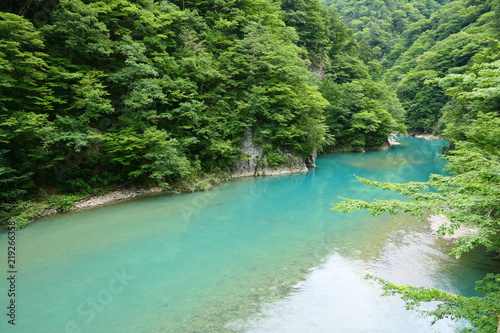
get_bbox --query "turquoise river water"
[1,137,499,333]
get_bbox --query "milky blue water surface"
[1,137,498,333]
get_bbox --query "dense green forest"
[327,0,499,133]
[325,0,449,63]
[328,0,499,268]
[1,0,406,224]
[1,0,499,330]
[328,0,499,330]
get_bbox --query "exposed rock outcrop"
[305,150,317,168]
[232,130,309,178]
[388,135,400,146]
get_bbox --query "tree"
[367,273,500,333]
[436,57,500,140]
[324,0,443,62]
[0,150,32,201]
[397,70,447,133]
[219,21,328,157]
[0,12,61,183]
[320,78,405,151]
[332,54,500,331]
[281,0,331,64]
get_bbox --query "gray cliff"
[232,130,310,177]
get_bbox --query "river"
[1,137,497,332]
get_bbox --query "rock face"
[305,150,317,168]
[388,136,400,146]
[232,130,309,178]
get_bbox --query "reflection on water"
[228,213,497,333]
[228,253,460,333]
[0,137,497,333]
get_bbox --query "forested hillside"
[1,0,405,225]
[330,0,500,330]
[1,0,499,330]
[0,0,498,225]
[327,0,500,133]
[324,0,449,64]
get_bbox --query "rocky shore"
[32,159,308,222]
[33,133,403,221]
[34,186,167,220]
[72,186,165,210]
[428,213,479,241]
[413,133,443,140]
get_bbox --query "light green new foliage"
[435,56,500,141]
[333,141,499,257]
[366,273,500,333]
[333,140,500,331]
[332,51,500,330]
